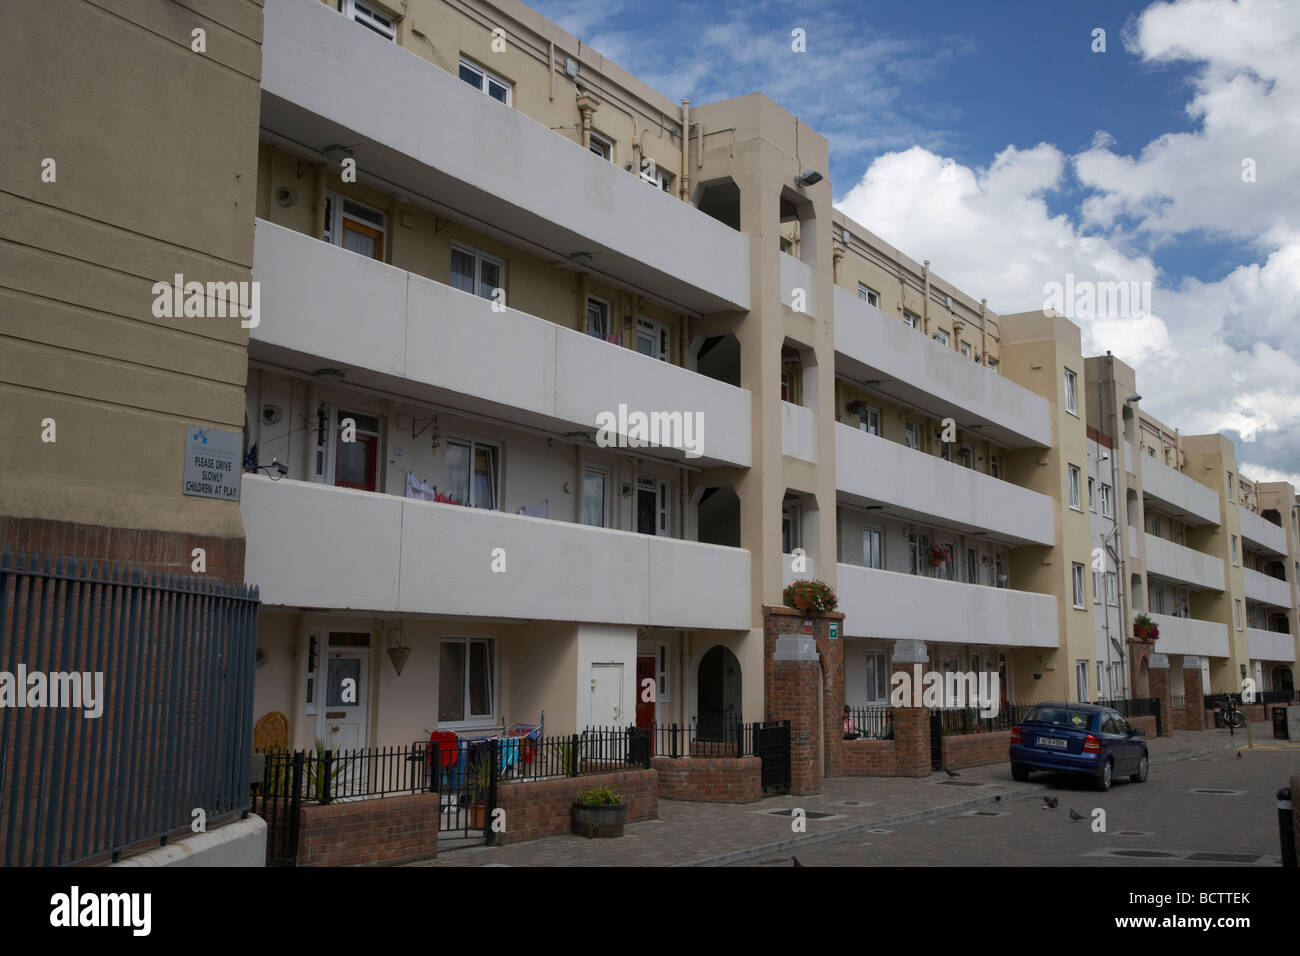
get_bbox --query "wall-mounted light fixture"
[794,169,823,187]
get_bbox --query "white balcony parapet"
[833,287,1051,448]
[1140,457,1221,526]
[1144,533,1224,591]
[1151,613,1229,658]
[1240,508,1287,556]
[1247,627,1297,663]
[260,0,748,314]
[782,401,816,462]
[1243,567,1291,609]
[837,563,1059,648]
[835,423,1054,546]
[241,475,751,631]
[252,220,750,467]
[779,252,815,317]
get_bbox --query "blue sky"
[533,0,1300,485]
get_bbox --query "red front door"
[636,655,656,730]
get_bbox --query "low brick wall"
[297,793,440,867]
[1172,706,1204,731]
[494,769,657,845]
[840,737,897,776]
[943,730,1012,769]
[1130,715,1158,739]
[653,756,761,803]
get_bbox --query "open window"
[324,194,386,261]
[446,437,500,509]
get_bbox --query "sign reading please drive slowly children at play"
[183,425,242,500]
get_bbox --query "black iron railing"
[1097,697,1162,736]
[844,706,893,740]
[936,701,1032,735]
[0,549,259,866]
[1171,695,1187,711]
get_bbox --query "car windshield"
[1024,706,1093,730]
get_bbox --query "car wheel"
[1130,751,1148,783]
[1011,763,1030,782]
[1095,757,1113,792]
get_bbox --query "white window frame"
[450,242,506,301]
[1230,535,1239,566]
[321,406,383,490]
[635,316,670,362]
[863,527,883,570]
[957,444,973,469]
[636,475,671,537]
[960,341,972,358]
[1072,563,1086,609]
[1076,661,1089,702]
[1106,571,1118,606]
[902,310,920,330]
[857,404,881,436]
[1088,477,1096,511]
[585,295,611,340]
[656,643,671,701]
[987,356,999,373]
[857,284,880,307]
[1092,569,1101,604]
[582,466,609,528]
[1234,598,1243,630]
[782,498,802,554]
[1226,472,1234,501]
[1100,483,1112,517]
[339,0,396,40]
[989,455,1001,479]
[1068,464,1081,511]
[933,329,949,346]
[965,547,979,585]
[904,421,920,450]
[446,436,501,510]
[438,636,497,728]
[588,130,614,162]
[458,55,512,105]
[1064,367,1078,416]
[325,192,387,258]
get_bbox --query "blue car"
[1009,703,1148,791]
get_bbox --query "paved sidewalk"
[408,727,1252,867]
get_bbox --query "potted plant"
[1133,613,1160,642]
[466,757,493,829]
[572,784,626,838]
[782,579,838,613]
[928,544,949,569]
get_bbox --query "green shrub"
[575,784,623,806]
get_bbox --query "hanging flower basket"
[1132,614,1160,642]
[783,579,838,613]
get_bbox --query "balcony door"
[636,476,670,535]
[317,632,371,753]
[322,407,381,492]
[635,316,670,362]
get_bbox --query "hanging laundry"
[406,471,437,501]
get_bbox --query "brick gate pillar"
[763,606,845,795]
[1183,656,1206,730]
[1148,652,1173,736]
[890,642,934,778]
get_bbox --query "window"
[965,548,979,585]
[857,404,881,436]
[958,445,973,469]
[857,284,879,307]
[588,131,614,161]
[1099,483,1112,517]
[1106,571,1117,605]
[933,329,949,346]
[582,468,607,527]
[339,0,396,40]
[1088,477,1096,511]
[782,499,801,553]
[1076,661,1089,702]
[940,440,952,463]
[1064,368,1078,415]
[939,542,956,580]
[656,644,671,700]
[1234,599,1243,630]
[994,555,1008,588]
[446,438,499,509]
[458,56,511,104]
[989,455,1002,479]
[1147,445,1156,459]
[987,356,999,373]
[1146,513,1160,536]
[908,534,921,575]
[779,236,793,255]
[1068,464,1081,510]
[636,475,670,536]
[864,651,889,704]
[439,637,495,724]
[902,310,920,330]
[1072,563,1086,608]
[450,243,505,301]
[863,528,883,569]
[585,296,611,340]
[1092,569,1101,603]
[635,316,670,362]
[325,194,386,261]
[904,421,920,450]
[331,409,381,492]
[960,341,972,358]
[1230,535,1239,566]
[1226,472,1234,501]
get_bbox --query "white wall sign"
[183,425,242,500]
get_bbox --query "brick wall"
[763,606,845,794]
[1182,665,1205,731]
[652,756,761,803]
[1130,715,1158,738]
[1149,667,1174,736]
[297,793,440,866]
[943,730,1012,769]
[494,769,657,845]
[840,737,897,776]
[0,516,246,582]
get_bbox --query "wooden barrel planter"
[572,801,627,838]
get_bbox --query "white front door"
[319,648,370,752]
[635,316,670,362]
[590,663,624,725]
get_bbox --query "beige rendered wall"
[1000,312,1096,701]
[0,0,263,540]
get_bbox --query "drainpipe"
[547,41,555,102]
[922,260,931,336]
[679,98,691,202]
[832,245,844,285]
[980,298,989,366]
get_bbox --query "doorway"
[697,645,741,740]
[317,635,370,751]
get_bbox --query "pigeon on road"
[791,856,803,867]
[944,767,960,777]
[1043,796,1059,809]
[1069,808,1085,821]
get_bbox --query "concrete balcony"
[1140,458,1220,526]
[1243,567,1291,609]
[833,287,1051,448]
[782,401,816,462]
[260,0,748,315]
[1128,525,1139,559]
[1240,508,1287,556]
[779,252,816,317]
[1151,613,1229,658]
[835,423,1054,546]
[837,563,1059,648]
[1144,533,1224,591]
[1247,627,1296,663]
[251,220,750,467]
[241,475,750,631]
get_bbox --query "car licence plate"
[1037,736,1067,749]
